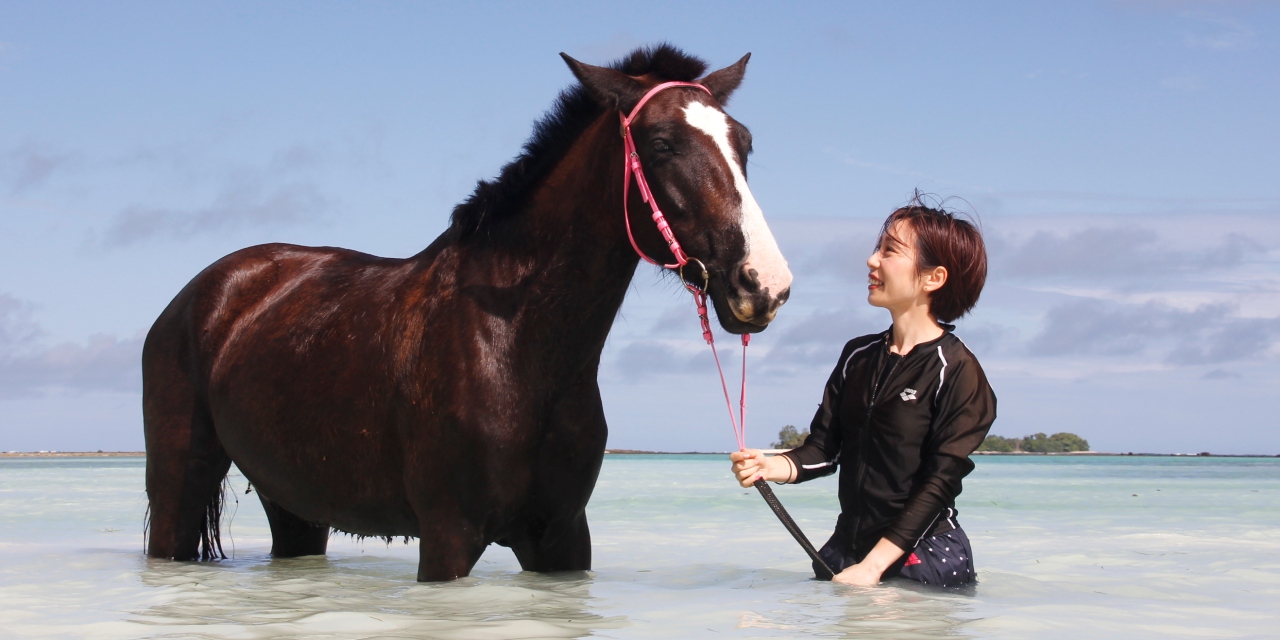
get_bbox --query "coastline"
[602,449,1279,458]
[3,450,1276,458]
[1,451,145,457]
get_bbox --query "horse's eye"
[651,139,674,154]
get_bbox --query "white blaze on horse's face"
[683,101,793,321]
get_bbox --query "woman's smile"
[865,220,926,313]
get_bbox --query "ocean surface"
[0,454,1277,639]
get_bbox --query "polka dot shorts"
[894,527,975,588]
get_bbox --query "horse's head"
[562,52,793,334]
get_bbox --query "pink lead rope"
[620,81,750,452]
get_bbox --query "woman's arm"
[727,339,860,487]
[882,356,997,552]
[832,538,905,586]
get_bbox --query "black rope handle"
[753,478,836,580]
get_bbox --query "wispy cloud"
[0,293,141,398]
[616,212,1280,384]
[0,333,143,399]
[993,226,1267,282]
[3,142,71,194]
[92,179,330,248]
[0,294,42,349]
[613,340,695,380]
[761,305,882,373]
[1028,298,1280,366]
[1183,14,1258,51]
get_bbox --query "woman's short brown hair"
[879,197,987,323]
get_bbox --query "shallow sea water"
[0,454,1277,639]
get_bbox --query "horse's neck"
[456,115,641,359]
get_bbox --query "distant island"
[977,432,1090,453]
[768,425,1092,454]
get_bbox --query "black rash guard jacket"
[781,327,996,559]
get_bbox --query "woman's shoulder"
[828,332,889,379]
[937,332,994,388]
[939,331,983,364]
[839,331,888,357]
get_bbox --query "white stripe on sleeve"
[935,346,948,400]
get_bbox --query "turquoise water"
[0,454,1277,638]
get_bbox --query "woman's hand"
[728,449,794,487]
[832,562,882,586]
[831,538,905,587]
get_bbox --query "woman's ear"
[923,266,948,292]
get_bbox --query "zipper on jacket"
[850,349,900,552]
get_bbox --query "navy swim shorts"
[815,524,976,588]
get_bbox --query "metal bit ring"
[679,258,710,293]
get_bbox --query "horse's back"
[144,242,435,533]
[148,242,428,374]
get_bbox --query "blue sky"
[1,1,1277,453]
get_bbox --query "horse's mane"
[448,44,709,238]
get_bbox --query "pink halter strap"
[620,81,711,269]
[619,81,752,453]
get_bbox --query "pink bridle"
[620,81,751,452]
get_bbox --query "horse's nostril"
[739,267,762,294]
[776,287,791,305]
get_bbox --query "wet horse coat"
[142,45,792,581]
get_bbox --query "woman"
[731,201,996,587]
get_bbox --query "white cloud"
[993,226,1268,281]
[0,293,142,398]
[606,211,1280,381]
[1027,299,1280,365]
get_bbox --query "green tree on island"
[978,432,1090,453]
[772,425,809,449]
[977,435,1017,452]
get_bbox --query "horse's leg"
[414,509,488,581]
[510,378,606,573]
[510,512,592,572]
[143,336,232,561]
[258,495,331,557]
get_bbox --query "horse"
[142,44,793,581]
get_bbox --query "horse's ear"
[698,53,751,105]
[560,53,645,113]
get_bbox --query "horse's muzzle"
[711,264,792,333]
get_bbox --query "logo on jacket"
[900,388,917,401]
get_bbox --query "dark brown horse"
[142,45,793,581]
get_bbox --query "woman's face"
[866,220,928,313]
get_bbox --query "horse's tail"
[198,477,230,560]
[141,473,231,561]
